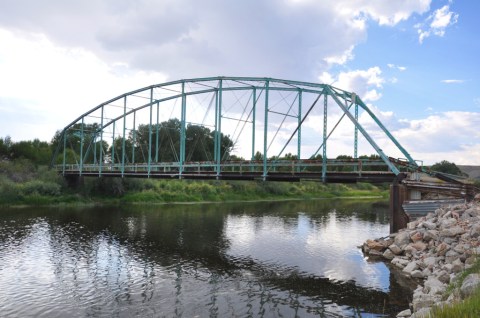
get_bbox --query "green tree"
[131,119,233,163]
[0,136,11,158]
[51,123,107,165]
[9,139,52,165]
[430,160,466,176]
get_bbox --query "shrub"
[22,180,61,196]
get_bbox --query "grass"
[430,290,480,317]
[429,256,480,317]
[445,256,480,296]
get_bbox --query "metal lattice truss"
[52,76,418,181]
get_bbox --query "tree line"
[0,125,470,177]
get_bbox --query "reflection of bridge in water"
[51,77,477,231]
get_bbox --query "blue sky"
[0,0,478,165]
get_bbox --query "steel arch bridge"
[51,76,420,183]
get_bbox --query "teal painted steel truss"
[51,76,419,180]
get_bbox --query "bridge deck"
[58,160,398,183]
[62,170,396,183]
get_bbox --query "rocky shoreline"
[362,199,480,317]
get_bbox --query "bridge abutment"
[389,176,409,233]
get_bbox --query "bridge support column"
[390,176,409,233]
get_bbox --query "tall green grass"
[430,257,480,317]
[430,290,480,317]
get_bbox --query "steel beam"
[326,86,401,175]
[263,80,269,180]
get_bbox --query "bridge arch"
[51,76,418,181]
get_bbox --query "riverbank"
[362,199,480,317]
[0,172,388,208]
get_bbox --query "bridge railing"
[58,159,393,177]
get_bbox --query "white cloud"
[387,64,407,71]
[319,67,385,102]
[323,46,355,66]
[0,28,167,141]
[416,5,458,43]
[390,77,399,84]
[389,112,480,164]
[441,79,464,84]
[327,0,431,26]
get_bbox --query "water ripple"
[0,201,411,317]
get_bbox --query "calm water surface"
[0,200,414,317]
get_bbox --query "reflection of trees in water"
[0,200,409,317]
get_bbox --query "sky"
[0,0,479,165]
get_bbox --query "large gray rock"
[445,250,459,264]
[412,293,435,312]
[460,273,480,298]
[423,230,438,242]
[453,243,466,254]
[412,241,427,252]
[392,257,410,269]
[440,226,465,237]
[436,242,449,256]
[410,231,423,242]
[394,231,411,247]
[412,270,424,278]
[424,276,446,295]
[440,218,456,229]
[436,270,450,284]
[403,261,419,275]
[464,207,480,217]
[421,221,437,230]
[470,224,480,238]
[396,308,411,317]
[412,307,432,318]
[451,258,464,273]
[383,248,395,260]
[423,256,437,268]
[389,243,402,255]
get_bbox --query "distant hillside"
[458,165,480,180]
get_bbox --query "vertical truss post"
[322,93,328,182]
[148,88,153,177]
[214,88,219,171]
[297,90,302,170]
[132,111,136,165]
[179,82,186,177]
[353,94,358,159]
[93,133,97,166]
[62,130,66,175]
[216,79,223,177]
[155,102,160,163]
[112,122,115,168]
[99,105,104,177]
[251,88,256,163]
[80,117,84,176]
[263,80,270,180]
[121,96,127,177]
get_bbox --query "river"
[0,199,415,317]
